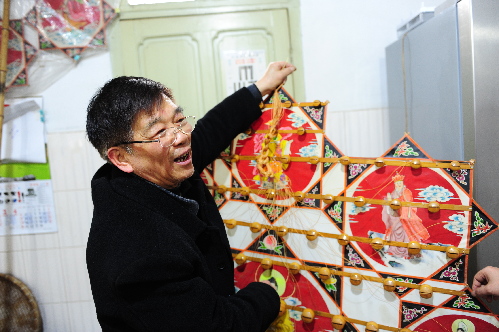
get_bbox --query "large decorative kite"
[203,88,499,332]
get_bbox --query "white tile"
[20,232,61,251]
[85,137,107,173]
[38,302,72,332]
[47,131,103,192]
[67,301,101,332]
[325,108,392,158]
[325,110,347,153]
[380,107,392,151]
[60,247,93,302]
[22,249,67,304]
[0,234,24,252]
[338,108,389,157]
[0,250,25,276]
[81,136,106,187]
[46,132,76,191]
[54,190,93,248]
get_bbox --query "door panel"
[139,35,203,115]
[116,9,293,119]
[213,29,274,95]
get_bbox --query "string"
[401,31,410,134]
[256,84,285,179]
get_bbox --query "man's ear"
[107,147,134,173]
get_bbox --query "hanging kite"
[203,88,499,332]
[24,0,118,61]
[0,19,37,89]
[2,0,118,96]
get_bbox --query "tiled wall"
[326,107,390,158]
[0,131,104,332]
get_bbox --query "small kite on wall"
[203,88,499,332]
[24,0,118,61]
[2,0,118,97]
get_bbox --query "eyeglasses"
[116,116,195,148]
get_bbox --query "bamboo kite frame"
[222,93,472,332]
[222,218,469,256]
[230,251,466,297]
[221,154,474,171]
[0,0,11,153]
[221,95,470,314]
[211,184,472,213]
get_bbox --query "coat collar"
[93,163,210,240]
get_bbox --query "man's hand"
[472,266,499,302]
[255,61,296,97]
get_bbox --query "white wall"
[43,52,114,133]
[301,0,447,157]
[1,1,448,331]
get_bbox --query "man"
[85,61,296,331]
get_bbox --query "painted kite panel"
[0,19,37,89]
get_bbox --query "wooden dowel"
[232,253,466,298]
[0,0,12,156]
[224,219,470,255]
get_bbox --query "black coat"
[86,87,280,331]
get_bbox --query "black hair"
[86,76,173,160]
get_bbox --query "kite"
[24,0,118,61]
[0,19,37,88]
[3,0,118,96]
[203,88,499,332]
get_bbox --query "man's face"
[123,96,194,188]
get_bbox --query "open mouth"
[175,151,191,163]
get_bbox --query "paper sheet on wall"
[0,180,57,236]
[2,98,46,163]
[223,50,267,96]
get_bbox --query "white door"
[112,8,299,120]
